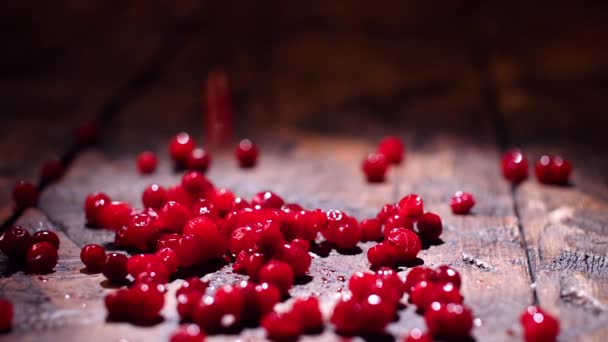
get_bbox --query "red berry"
[130,282,165,323]
[40,158,64,184]
[208,188,236,216]
[176,235,206,267]
[170,324,205,342]
[359,294,394,334]
[186,147,211,173]
[409,281,439,310]
[156,247,179,275]
[233,248,265,279]
[156,201,192,234]
[238,281,281,323]
[383,214,414,233]
[101,252,128,283]
[450,191,475,215]
[32,230,60,249]
[261,311,301,341]
[97,201,133,230]
[363,153,389,183]
[169,132,195,165]
[535,155,571,185]
[348,271,377,297]
[182,171,213,196]
[183,217,227,259]
[137,151,157,174]
[280,243,311,277]
[291,210,323,242]
[404,267,433,294]
[0,298,12,332]
[166,184,197,207]
[386,228,421,264]
[290,238,310,251]
[214,284,244,323]
[177,290,204,321]
[425,302,473,340]
[416,212,443,241]
[0,226,32,259]
[125,213,160,251]
[323,209,351,244]
[228,226,256,254]
[156,233,182,251]
[256,221,286,258]
[377,136,405,164]
[191,198,220,221]
[192,295,224,333]
[331,297,360,335]
[26,242,58,274]
[376,267,405,296]
[251,191,284,209]
[291,297,323,332]
[334,220,362,249]
[360,218,383,241]
[177,277,209,297]
[520,306,559,342]
[75,122,99,147]
[105,289,132,321]
[259,260,294,294]
[398,194,423,218]
[377,203,398,224]
[405,328,432,342]
[433,265,462,288]
[142,184,168,210]
[367,242,396,268]
[84,192,111,226]
[12,180,38,210]
[235,139,258,168]
[501,149,528,183]
[80,244,106,272]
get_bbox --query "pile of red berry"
[362,136,405,183]
[501,149,572,186]
[0,227,59,274]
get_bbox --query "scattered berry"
[186,147,211,173]
[450,191,475,215]
[360,218,383,241]
[97,201,133,230]
[101,252,128,283]
[25,242,58,274]
[235,139,258,168]
[0,226,32,259]
[425,302,473,340]
[377,136,405,164]
[520,306,559,342]
[182,171,213,196]
[363,153,389,183]
[251,191,284,209]
[32,230,60,249]
[142,184,168,210]
[137,151,157,174]
[501,149,528,183]
[80,244,106,272]
[535,155,572,185]
[416,212,442,241]
[84,192,111,226]
[170,132,196,166]
[259,260,294,294]
[12,181,38,210]
[398,194,424,218]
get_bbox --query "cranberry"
[105,289,132,321]
[208,188,236,216]
[235,139,258,168]
[0,299,12,332]
[125,213,160,251]
[192,295,224,333]
[191,198,220,221]
[170,324,205,342]
[377,203,398,224]
[177,277,209,297]
[359,294,394,334]
[169,132,195,166]
[114,226,129,248]
[75,122,99,147]
[26,242,58,274]
[324,209,351,244]
[156,247,179,274]
[251,191,285,209]
[259,260,294,294]
[450,191,475,215]
[502,149,528,183]
[376,267,405,296]
[256,221,286,258]
[40,158,64,184]
[409,281,439,310]
[182,171,213,196]
[233,249,265,279]
[183,217,227,259]
[101,252,128,282]
[32,230,60,249]
[167,184,197,207]
[362,153,389,183]
[398,194,423,218]
[261,311,301,341]
[232,197,251,211]
[383,214,414,233]
[404,267,433,294]
[425,302,473,340]
[386,227,421,264]
[176,235,206,267]
[520,306,559,342]
[280,243,311,277]
[12,180,38,209]
[156,233,182,251]
[291,210,323,241]
[331,297,360,335]
[377,136,405,164]
[84,192,111,225]
[80,244,106,272]
[405,329,432,342]
[130,282,165,322]
[291,297,323,332]
[433,265,461,288]
[127,254,167,279]
[239,281,281,323]
[228,226,256,254]
[416,212,443,241]
[348,271,377,297]
[367,242,396,268]
[360,218,383,241]
[535,155,572,185]
[177,290,204,321]
[156,201,192,234]
[97,201,133,230]
[137,151,157,174]
[214,284,244,322]
[334,220,362,249]
[290,238,310,251]
[0,225,32,259]
[186,147,211,173]
[141,184,167,210]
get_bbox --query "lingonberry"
[177,277,209,297]
[169,132,196,166]
[259,260,294,294]
[191,198,220,221]
[101,252,128,283]
[348,271,377,297]
[235,139,259,168]
[376,267,405,296]
[425,302,473,340]
[0,298,12,332]
[25,242,58,274]
[238,281,281,324]
[251,191,285,209]
[261,311,301,341]
[40,158,64,184]
[398,194,424,218]
[84,192,111,226]
[535,155,572,185]
[405,328,432,342]
[502,149,529,183]
[362,153,389,183]
[182,171,213,196]
[416,212,443,241]
[383,214,414,233]
[129,282,165,323]
[404,267,434,294]
[208,188,236,216]
[75,122,99,147]
[105,289,132,321]
[192,295,224,333]
[156,247,179,274]
[367,242,396,268]
[334,220,362,249]
[290,238,310,251]
[137,151,157,174]
[142,184,167,210]
[156,201,192,234]
[359,294,395,334]
[331,297,361,335]
[291,297,323,332]
[186,147,211,173]
[450,191,475,215]
[12,180,38,210]
[360,218,383,241]
[183,217,227,259]
[256,221,286,258]
[520,306,559,342]
[177,290,204,321]
[125,213,160,251]
[233,248,265,279]
[0,225,32,259]
[280,242,311,277]
[214,284,244,322]
[377,136,405,164]
[32,230,60,249]
[156,233,182,251]
[170,324,205,342]
[97,201,133,230]
[377,203,398,224]
[80,244,106,272]
[166,184,197,207]
[433,265,462,288]
[176,234,207,267]
[386,227,421,264]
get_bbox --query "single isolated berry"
[169,132,196,166]
[377,136,405,164]
[501,149,528,183]
[535,155,572,186]
[450,191,475,215]
[137,151,157,174]
[0,225,32,259]
[101,252,128,283]
[520,306,559,342]
[235,139,258,168]
[363,153,389,183]
[12,180,38,210]
[40,158,64,184]
[80,244,106,273]
[84,192,111,226]
[186,147,211,173]
[26,242,58,274]
[0,298,13,332]
[32,230,60,249]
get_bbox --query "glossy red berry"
[32,230,60,249]
[235,139,258,168]
[12,180,38,210]
[207,188,236,216]
[404,266,434,294]
[416,212,443,241]
[502,149,528,183]
[75,122,99,147]
[251,191,285,209]
[363,153,389,183]
[141,184,167,210]
[80,244,106,272]
[156,201,192,234]
[377,136,405,164]
[359,294,394,334]
[177,277,209,297]
[405,328,432,342]
[125,213,160,251]
[101,252,128,282]
[176,234,206,267]
[386,227,421,264]
[186,147,211,173]
[433,265,462,288]
[129,282,165,322]
[450,191,475,215]
[331,297,361,335]
[425,302,473,340]
[192,295,224,333]
[40,158,64,184]
[360,218,383,242]
[137,151,157,174]
[409,281,439,310]
[177,290,204,321]
[291,297,323,332]
[0,225,32,259]
[26,242,58,274]
[261,311,301,341]
[182,171,213,196]
[166,184,197,207]
[398,194,423,218]
[280,243,311,277]
[0,298,12,332]
[535,155,572,185]
[520,306,559,342]
[155,247,179,275]
[377,203,398,224]
[97,201,133,230]
[169,132,196,166]
[334,220,362,250]
[84,192,111,225]
[191,198,220,221]
[214,284,244,323]
[259,260,294,294]
[183,217,227,259]
[367,242,396,268]
[170,324,205,342]
[105,289,132,321]
[383,214,414,233]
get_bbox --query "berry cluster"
[362,136,405,183]
[0,226,59,274]
[501,149,572,186]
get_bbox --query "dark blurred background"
[0,1,607,146]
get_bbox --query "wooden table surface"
[1,2,607,341]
